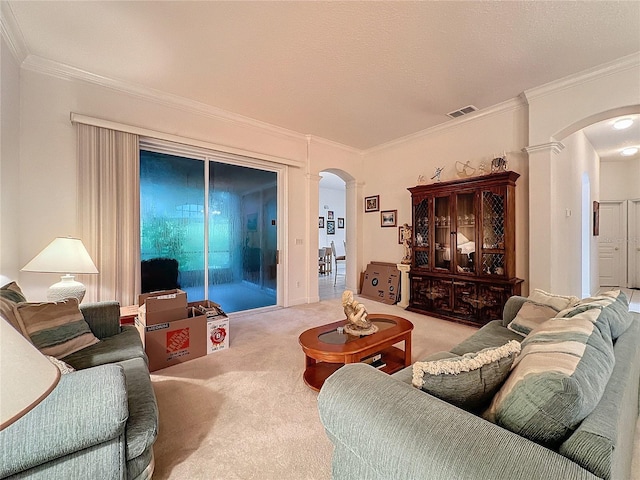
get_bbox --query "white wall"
[0,36,21,279]
[362,101,530,293]
[15,68,319,303]
[601,158,640,201]
[525,54,640,294]
[551,130,599,296]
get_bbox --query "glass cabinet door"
[434,195,451,270]
[413,197,430,268]
[455,192,476,274]
[481,189,506,277]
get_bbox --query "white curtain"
[76,123,140,305]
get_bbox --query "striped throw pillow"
[484,311,615,448]
[558,290,632,340]
[15,298,99,359]
[0,281,27,332]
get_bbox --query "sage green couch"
[0,302,158,480]
[318,295,640,480]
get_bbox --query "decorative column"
[396,263,411,309]
[523,141,564,293]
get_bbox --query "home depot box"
[360,262,400,305]
[135,307,207,372]
[137,289,188,326]
[188,300,230,354]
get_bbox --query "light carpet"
[150,295,640,480]
[150,296,477,479]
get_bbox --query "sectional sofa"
[318,291,639,480]
[0,294,158,480]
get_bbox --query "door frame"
[628,199,640,289]
[598,200,628,288]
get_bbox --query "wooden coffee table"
[298,314,413,391]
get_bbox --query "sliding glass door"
[140,150,277,313]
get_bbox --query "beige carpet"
[150,295,640,480]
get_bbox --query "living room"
[1,2,640,479]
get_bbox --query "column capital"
[522,141,565,156]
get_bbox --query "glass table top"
[318,318,396,345]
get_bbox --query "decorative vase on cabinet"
[407,171,523,326]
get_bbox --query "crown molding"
[363,96,527,155]
[21,55,310,144]
[523,52,640,103]
[306,135,363,156]
[0,1,29,63]
[523,141,565,156]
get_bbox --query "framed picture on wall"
[327,211,334,220]
[593,201,599,236]
[381,210,397,227]
[338,218,344,229]
[365,195,380,212]
[327,221,336,235]
[398,225,412,244]
[319,217,325,228]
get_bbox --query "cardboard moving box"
[360,262,400,305]
[188,300,230,354]
[135,307,207,372]
[138,289,187,325]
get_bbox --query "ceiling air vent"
[447,105,478,119]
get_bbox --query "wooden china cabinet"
[407,171,523,326]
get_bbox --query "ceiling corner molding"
[364,96,527,155]
[0,1,29,63]
[523,52,640,103]
[523,142,565,156]
[21,55,309,144]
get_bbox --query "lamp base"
[47,275,86,303]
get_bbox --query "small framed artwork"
[338,218,344,229]
[319,217,325,228]
[327,220,336,235]
[365,195,380,213]
[327,211,334,220]
[593,201,599,236]
[381,210,397,227]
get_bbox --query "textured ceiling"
[4,1,640,151]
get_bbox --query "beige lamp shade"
[0,317,60,430]
[21,237,98,302]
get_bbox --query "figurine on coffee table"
[342,290,378,336]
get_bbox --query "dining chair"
[330,241,346,286]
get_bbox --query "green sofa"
[318,295,640,480]
[0,302,158,480]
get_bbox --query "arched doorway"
[318,171,346,299]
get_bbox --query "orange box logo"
[166,328,190,353]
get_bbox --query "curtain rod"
[70,113,304,169]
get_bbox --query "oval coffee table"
[298,314,413,391]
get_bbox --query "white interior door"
[598,201,626,287]
[629,199,640,288]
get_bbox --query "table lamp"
[21,237,98,302]
[0,318,60,430]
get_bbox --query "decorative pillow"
[527,288,579,311]
[412,340,521,412]
[0,281,28,333]
[15,298,99,359]
[506,301,559,337]
[484,312,615,448]
[46,355,76,374]
[557,290,632,340]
